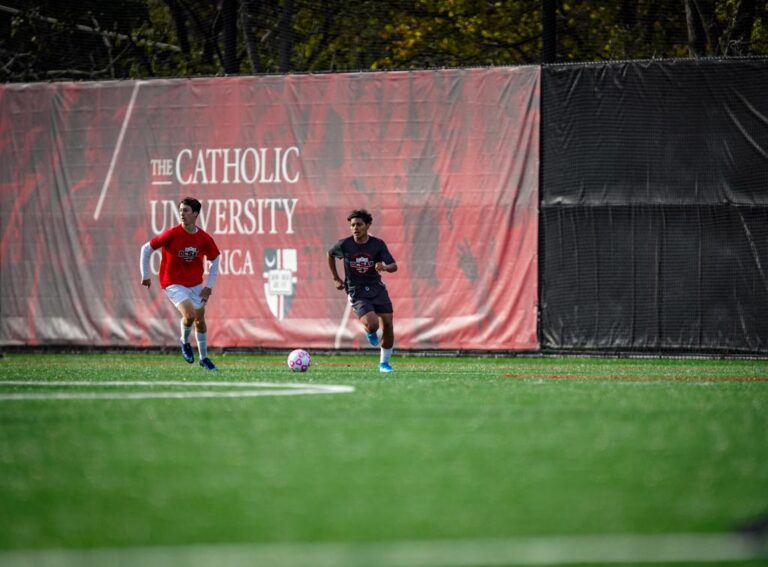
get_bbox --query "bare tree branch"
[239,0,260,72]
[723,0,758,55]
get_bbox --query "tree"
[685,0,767,56]
[1,0,767,82]
[0,0,164,80]
[374,0,768,66]
[376,0,543,68]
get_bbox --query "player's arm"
[139,242,154,287]
[376,245,397,273]
[327,253,345,290]
[200,255,221,303]
[376,260,397,273]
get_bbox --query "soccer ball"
[287,349,311,372]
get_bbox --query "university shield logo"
[263,248,298,320]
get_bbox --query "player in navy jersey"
[328,209,398,373]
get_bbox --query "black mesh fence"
[540,58,768,353]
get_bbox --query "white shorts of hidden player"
[164,284,206,310]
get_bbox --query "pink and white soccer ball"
[287,349,311,372]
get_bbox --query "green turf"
[1,353,767,566]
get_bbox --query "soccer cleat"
[366,331,380,347]
[199,357,218,371]
[379,362,394,373]
[180,340,194,364]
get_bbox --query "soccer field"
[1,353,767,566]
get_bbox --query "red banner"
[0,68,540,350]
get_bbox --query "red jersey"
[150,225,220,289]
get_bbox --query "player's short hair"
[347,209,373,225]
[180,197,202,214]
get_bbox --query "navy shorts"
[348,286,393,317]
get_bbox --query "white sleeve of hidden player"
[206,256,220,289]
[140,242,153,280]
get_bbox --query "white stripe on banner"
[93,80,143,221]
[334,299,354,349]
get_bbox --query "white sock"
[380,347,393,364]
[196,331,208,359]
[180,322,192,344]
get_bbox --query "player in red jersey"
[328,209,398,373]
[140,197,221,371]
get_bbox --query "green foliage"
[1,0,156,80]
[0,1,767,81]
[378,0,544,68]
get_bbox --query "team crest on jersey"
[263,248,298,320]
[178,246,198,262]
[350,253,374,274]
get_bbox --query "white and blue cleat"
[366,331,380,347]
[379,362,394,373]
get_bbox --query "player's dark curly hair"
[180,197,202,214]
[347,209,373,224]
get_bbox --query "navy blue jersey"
[328,236,395,298]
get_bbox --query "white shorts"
[164,284,206,310]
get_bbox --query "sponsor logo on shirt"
[350,254,374,274]
[178,246,199,262]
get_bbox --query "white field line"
[93,80,143,221]
[0,533,763,567]
[0,380,354,401]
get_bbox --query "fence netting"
[540,58,768,353]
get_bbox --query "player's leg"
[373,290,394,373]
[193,306,217,371]
[352,297,380,346]
[378,312,394,373]
[359,311,379,344]
[379,313,394,349]
[166,285,197,364]
[174,300,197,363]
